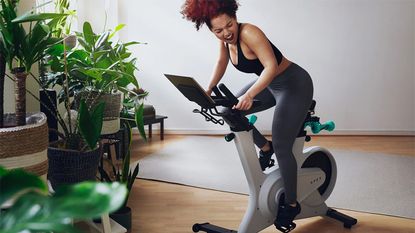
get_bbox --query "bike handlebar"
[218,83,239,106]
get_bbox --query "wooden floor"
[128,135,415,233]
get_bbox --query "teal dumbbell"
[322,121,335,132]
[306,120,335,134]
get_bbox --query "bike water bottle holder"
[193,107,225,125]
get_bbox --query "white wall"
[9,0,413,135]
[115,0,415,135]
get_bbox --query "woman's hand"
[233,92,253,110]
[206,88,213,97]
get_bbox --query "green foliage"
[78,99,105,150]
[0,166,127,233]
[135,103,147,141]
[48,0,76,38]
[45,21,148,141]
[0,0,67,127]
[0,168,47,207]
[0,0,67,72]
[45,22,143,97]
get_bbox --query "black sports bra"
[227,23,283,76]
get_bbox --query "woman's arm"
[234,24,279,110]
[207,41,229,95]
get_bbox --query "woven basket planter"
[0,112,48,176]
[75,91,122,135]
[47,144,101,190]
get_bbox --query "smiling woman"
[180,0,315,230]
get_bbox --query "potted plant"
[46,96,105,190]
[0,0,67,176]
[20,26,108,189]
[0,165,127,233]
[98,122,139,233]
[45,21,147,138]
[41,36,106,189]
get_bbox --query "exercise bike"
[166,74,357,233]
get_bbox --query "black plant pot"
[47,145,101,190]
[110,206,132,233]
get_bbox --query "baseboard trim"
[133,128,415,136]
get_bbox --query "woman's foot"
[259,141,275,171]
[274,201,301,233]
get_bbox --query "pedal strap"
[275,221,296,233]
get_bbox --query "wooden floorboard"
[128,135,415,233]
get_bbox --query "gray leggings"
[236,63,313,204]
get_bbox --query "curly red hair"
[181,0,239,30]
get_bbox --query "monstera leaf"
[0,166,127,233]
[0,166,46,207]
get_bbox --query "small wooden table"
[143,115,167,140]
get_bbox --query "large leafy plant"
[45,21,148,139]
[36,37,106,151]
[0,0,65,72]
[0,166,127,233]
[45,22,144,101]
[0,0,67,126]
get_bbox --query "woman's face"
[210,13,238,45]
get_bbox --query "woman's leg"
[268,64,313,205]
[235,80,276,149]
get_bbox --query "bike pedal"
[269,159,275,167]
[275,221,296,233]
[259,156,275,171]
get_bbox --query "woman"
[181,0,313,230]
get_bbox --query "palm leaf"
[12,13,68,23]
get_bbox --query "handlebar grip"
[218,83,238,105]
[212,86,223,97]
